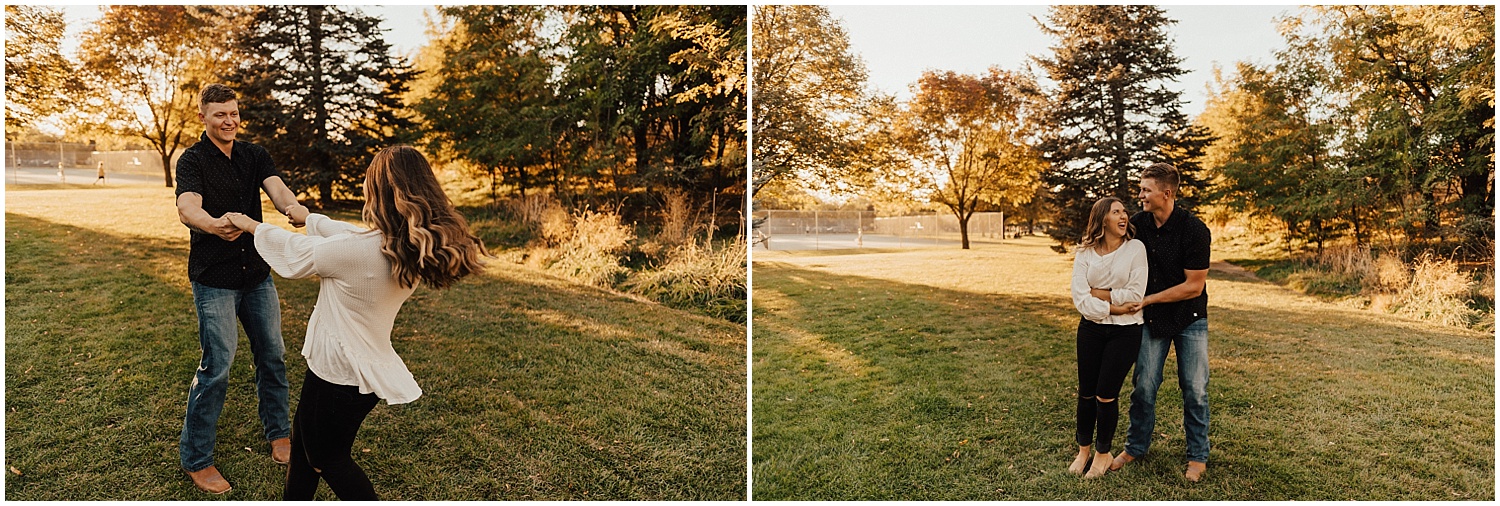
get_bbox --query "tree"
[419,6,561,202]
[419,6,747,234]
[1311,5,1494,247]
[5,5,79,136]
[897,69,1044,249]
[1200,6,1494,253]
[1032,5,1211,246]
[1200,59,1351,253]
[77,6,234,187]
[232,5,419,206]
[750,5,868,195]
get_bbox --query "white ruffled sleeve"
[254,223,324,279]
[1110,239,1148,306]
[306,213,369,238]
[1072,251,1111,322]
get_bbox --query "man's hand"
[206,215,244,242]
[224,212,261,233]
[285,204,310,228]
[1090,287,1111,302]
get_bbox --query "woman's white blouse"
[1071,239,1148,325]
[254,214,422,404]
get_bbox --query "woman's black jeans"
[1075,318,1142,453]
[284,369,380,500]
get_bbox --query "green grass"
[5,186,746,500]
[750,237,1494,500]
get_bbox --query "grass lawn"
[5,186,746,500]
[750,236,1493,500]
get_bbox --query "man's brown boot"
[1109,452,1135,471]
[1185,461,1207,482]
[271,437,291,465]
[184,465,232,494]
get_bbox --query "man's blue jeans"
[1124,318,1209,463]
[180,276,291,472]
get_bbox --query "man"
[175,83,308,494]
[1110,162,1212,482]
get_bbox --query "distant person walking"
[224,145,488,500]
[174,83,308,495]
[94,161,106,185]
[1110,162,1213,482]
[1067,196,1147,478]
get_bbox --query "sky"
[826,5,1299,117]
[60,5,437,61]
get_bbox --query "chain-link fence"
[6,141,98,169]
[5,142,170,173]
[752,210,1008,250]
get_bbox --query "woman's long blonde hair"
[362,145,488,289]
[1078,197,1135,253]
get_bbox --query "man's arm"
[261,176,308,227]
[1142,269,1208,307]
[177,192,242,241]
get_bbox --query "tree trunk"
[958,212,971,250]
[308,6,331,207]
[161,151,174,187]
[319,180,333,207]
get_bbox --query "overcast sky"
[826,5,1298,117]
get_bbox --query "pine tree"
[1032,5,1211,245]
[233,5,418,206]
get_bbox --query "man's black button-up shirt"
[174,133,281,290]
[1131,206,1211,339]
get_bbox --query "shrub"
[1395,253,1480,328]
[539,209,635,288]
[624,239,748,323]
[658,188,701,246]
[1318,244,1374,281]
[1370,253,1411,293]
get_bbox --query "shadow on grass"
[751,262,1493,500]
[6,213,746,500]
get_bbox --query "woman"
[225,145,488,499]
[1067,197,1147,479]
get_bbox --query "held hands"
[284,204,309,228]
[222,212,261,234]
[205,215,243,242]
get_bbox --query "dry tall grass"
[1308,245,1486,329]
[496,192,747,321]
[625,238,748,322]
[540,209,636,287]
[1396,253,1482,328]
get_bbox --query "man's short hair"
[1140,162,1180,197]
[199,84,238,111]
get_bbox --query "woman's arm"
[305,213,368,238]
[227,213,328,280]
[1111,240,1148,307]
[1071,253,1112,321]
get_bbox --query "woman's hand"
[223,212,261,233]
